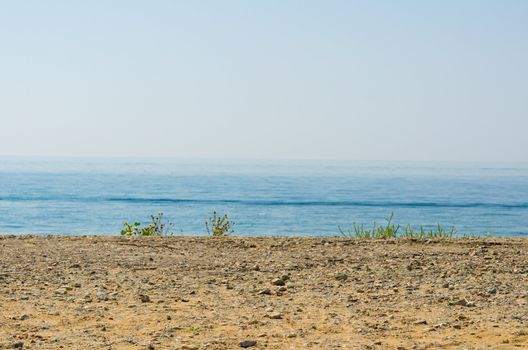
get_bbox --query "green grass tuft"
[338,212,458,240]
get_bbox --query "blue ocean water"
[0,158,527,236]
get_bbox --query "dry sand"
[1,236,527,349]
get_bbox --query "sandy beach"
[1,236,527,349]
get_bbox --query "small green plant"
[339,212,400,239]
[205,210,234,237]
[402,223,456,239]
[339,212,457,240]
[120,212,173,236]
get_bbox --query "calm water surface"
[1,158,527,236]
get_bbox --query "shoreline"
[2,233,528,238]
[1,236,527,349]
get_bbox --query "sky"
[1,1,527,162]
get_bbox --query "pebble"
[139,294,151,303]
[97,288,108,302]
[272,278,285,286]
[335,272,348,281]
[55,288,67,295]
[259,288,272,295]
[239,340,257,348]
[450,298,475,307]
[486,287,497,295]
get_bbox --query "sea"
[1,157,527,237]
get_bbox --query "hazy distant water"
[1,158,527,237]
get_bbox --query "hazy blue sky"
[1,1,527,161]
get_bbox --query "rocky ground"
[0,236,527,350]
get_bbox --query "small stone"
[486,287,497,295]
[139,294,151,303]
[272,278,285,286]
[269,312,282,319]
[239,340,257,348]
[334,272,348,281]
[251,265,260,271]
[450,298,475,307]
[97,288,108,302]
[259,288,272,295]
[13,342,24,349]
[19,314,29,321]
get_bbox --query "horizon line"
[0,155,527,165]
